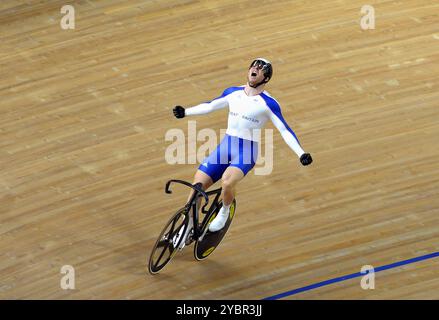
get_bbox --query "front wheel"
[194,199,236,261]
[148,207,189,275]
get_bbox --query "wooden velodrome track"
[1,0,438,300]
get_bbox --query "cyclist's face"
[248,62,265,85]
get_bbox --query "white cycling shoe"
[208,206,230,232]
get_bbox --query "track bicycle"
[148,179,236,275]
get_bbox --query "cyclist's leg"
[222,136,258,206]
[208,167,244,232]
[186,169,213,203]
[220,166,244,206]
[182,137,229,240]
[187,134,230,203]
[177,170,214,250]
[209,136,257,232]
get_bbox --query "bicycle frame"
[165,179,222,241]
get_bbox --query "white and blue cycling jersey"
[185,86,305,182]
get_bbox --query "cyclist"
[172,58,312,241]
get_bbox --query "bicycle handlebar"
[165,179,209,212]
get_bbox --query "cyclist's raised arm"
[261,94,305,158]
[185,96,229,116]
[173,87,240,118]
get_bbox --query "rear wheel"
[148,207,188,274]
[194,199,236,261]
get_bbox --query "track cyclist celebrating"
[172,58,313,246]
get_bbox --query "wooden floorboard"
[0,0,438,299]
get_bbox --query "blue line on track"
[263,251,439,300]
